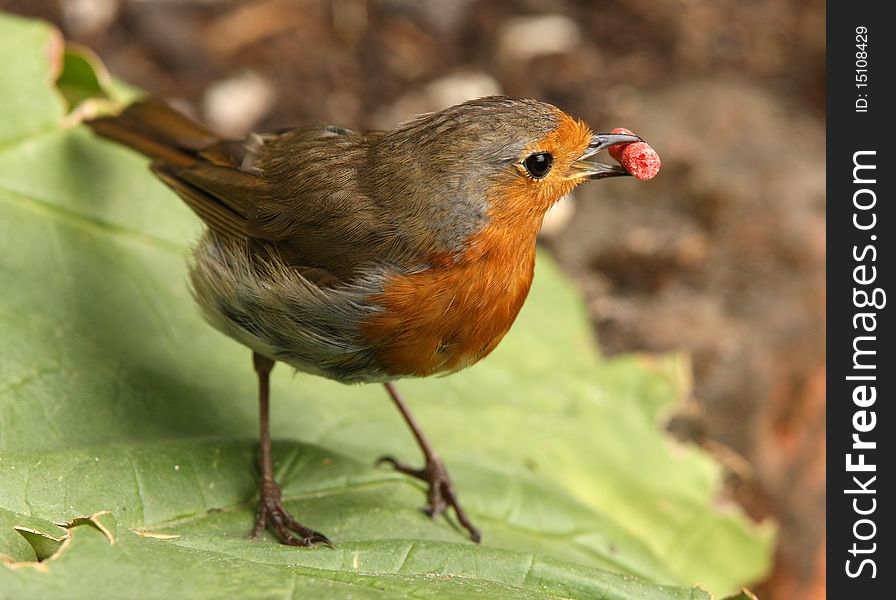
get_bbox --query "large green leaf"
[0,12,772,599]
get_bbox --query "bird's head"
[374,96,640,235]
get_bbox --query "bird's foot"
[378,454,481,543]
[249,480,331,546]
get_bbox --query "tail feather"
[88,100,252,240]
[89,100,219,167]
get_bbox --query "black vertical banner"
[828,1,894,596]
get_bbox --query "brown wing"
[89,101,390,276]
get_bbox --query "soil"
[1,1,826,597]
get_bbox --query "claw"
[250,481,331,547]
[377,454,481,543]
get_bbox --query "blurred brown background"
[1,1,826,597]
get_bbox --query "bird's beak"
[571,132,642,179]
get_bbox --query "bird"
[88,95,644,546]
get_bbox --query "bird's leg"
[377,382,481,543]
[249,352,331,546]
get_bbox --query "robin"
[89,96,646,546]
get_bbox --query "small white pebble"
[424,72,502,111]
[203,71,276,137]
[61,0,119,36]
[371,71,503,130]
[498,15,582,62]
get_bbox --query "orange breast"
[360,223,537,378]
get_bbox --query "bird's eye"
[522,152,553,179]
